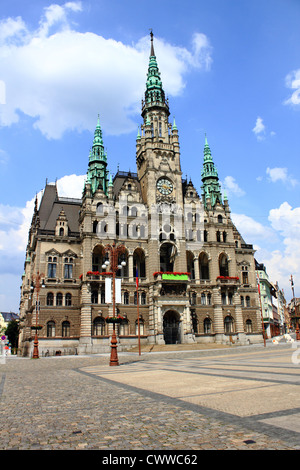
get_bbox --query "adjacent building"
[18,33,263,357]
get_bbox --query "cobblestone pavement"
[0,343,300,452]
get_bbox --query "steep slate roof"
[38,184,81,233]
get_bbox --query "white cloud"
[232,203,300,299]
[0,2,212,139]
[222,176,245,197]
[266,167,298,187]
[252,116,266,140]
[284,69,300,106]
[56,173,85,198]
[231,213,275,242]
[260,203,300,296]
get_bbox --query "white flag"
[115,279,121,304]
[105,278,112,304]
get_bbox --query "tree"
[5,320,19,351]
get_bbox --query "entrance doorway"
[163,310,181,344]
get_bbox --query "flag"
[136,268,139,288]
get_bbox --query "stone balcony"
[216,276,240,285]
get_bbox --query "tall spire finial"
[150,29,155,56]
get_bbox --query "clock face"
[157,178,173,195]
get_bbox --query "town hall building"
[18,33,263,356]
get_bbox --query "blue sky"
[0,0,299,311]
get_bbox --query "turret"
[201,136,223,208]
[86,115,109,195]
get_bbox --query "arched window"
[56,292,63,306]
[219,253,229,277]
[131,206,138,217]
[59,227,64,236]
[124,291,129,305]
[199,253,209,280]
[92,245,105,272]
[93,317,105,336]
[160,242,175,272]
[190,292,197,305]
[201,293,206,305]
[135,317,144,335]
[133,248,146,278]
[246,319,252,333]
[224,315,234,334]
[218,215,223,224]
[204,317,212,334]
[47,292,54,306]
[186,252,195,280]
[141,292,146,305]
[47,321,56,337]
[62,321,70,337]
[65,293,72,306]
[96,202,103,214]
[123,205,129,216]
[119,317,129,336]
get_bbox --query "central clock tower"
[136,32,183,208]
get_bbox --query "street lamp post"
[31,271,45,359]
[103,242,126,366]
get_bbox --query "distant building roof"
[0,312,19,323]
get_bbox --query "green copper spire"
[201,135,222,208]
[144,31,166,105]
[86,115,109,195]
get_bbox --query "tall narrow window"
[56,292,63,306]
[47,256,57,278]
[219,254,229,277]
[47,292,54,306]
[64,259,73,279]
[47,321,56,337]
[62,321,70,337]
[204,317,212,334]
[199,253,209,280]
[65,293,72,306]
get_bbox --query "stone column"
[213,286,224,343]
[234,291,247,344]
[78,282,92,354]
[194,255,200,284]
[128,253,133,282]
